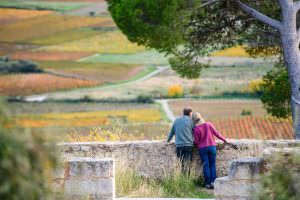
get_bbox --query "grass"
[39,31,145,54]
[116,162,213,198]
[80,50,170,65]
[0,0,91,12]
[0,74,99,96]
[38,61,143,82]
[0,8,53,25]
[27,28,102,45]
[0,14,111,42]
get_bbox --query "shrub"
[0,57,43,74]
[137,95,154,103]
[167,85,184,98]
[255,153,300,200]
[243,79,264,96]
[241,109,252,116]
[0,102,57,199]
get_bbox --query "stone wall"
[58,140,300,179]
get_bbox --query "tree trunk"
[281,5,300,139]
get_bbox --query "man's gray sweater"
[167,115,194,147]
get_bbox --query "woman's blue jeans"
[198,146,217,185]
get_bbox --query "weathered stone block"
[214,177,259,199]
[64,157,115,200]
[228,157,264,180]
[69,159,112,178]
[65,179,114,195]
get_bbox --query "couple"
[167,107,228,189]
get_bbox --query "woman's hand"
[226,142,238,150]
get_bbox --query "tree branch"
[235,1,282,31]
[200,0,221,7]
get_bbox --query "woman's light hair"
[192,112,205,124]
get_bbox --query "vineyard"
[39,31,145,54]
[211,117,293,140]
[0,15,111,42]
[0,8,53,25]
[28,28,102,45]
[169,99,267,119]
[0,74,99,96]
[11,51,92,61]
[38,61,143,82]
[0,0,91,12]
[13,108,163,128]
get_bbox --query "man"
[167,107,194,174]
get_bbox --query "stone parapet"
[58,140,300,178]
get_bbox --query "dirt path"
[156,99,176,122]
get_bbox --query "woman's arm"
[209,123,227,143]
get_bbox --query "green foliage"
[241,109,252,116]
[260,62,291,118]
[0,102,57,199]
[0,57,43,74]
[255,154,300,200]
[108,0,282,77]
[108,0,185,52]
[136,95,154,104]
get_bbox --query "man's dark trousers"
[176,146,193,175]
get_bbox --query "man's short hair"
[183,107,193,116]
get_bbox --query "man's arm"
[167,123,175,142]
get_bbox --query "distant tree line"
[0,56,43,74]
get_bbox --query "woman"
[192,112,227,189]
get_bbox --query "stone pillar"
[64,157,115,200]
[214,157,264,200]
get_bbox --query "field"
[28,28,103,45]
[11,51,92,61]
[48,63,273,101]
[0,0,91,12]
[0,14,112,42]
[38,61,143,82]
[169,99,267,119]
[211,117,293,140]
[0,74,99,96]
[0,8,53,25]
[39,31,145,54]
[6,102,168,141]
[13,108,163,128]
[81,50,170,65]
